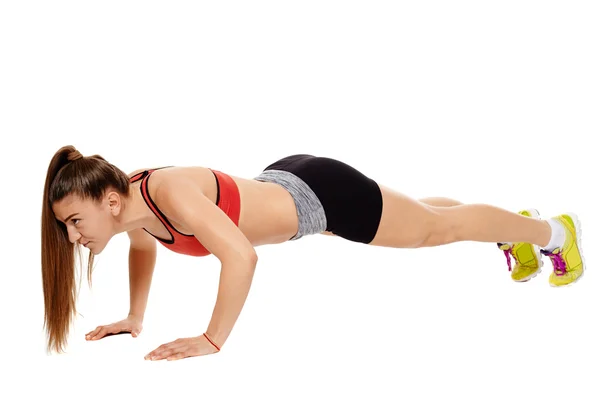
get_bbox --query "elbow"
[243,249,258,268]
[224,247,258,271]
[239,248,258,272]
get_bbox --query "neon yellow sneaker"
[542,213,585,287]
[497,209,543,282]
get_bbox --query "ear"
[105,191,122,215]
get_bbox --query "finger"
[144,348,157,359]
[166,352,187,361]
[91,326,115,340]
[86,326,101,338]
[146,340,183,360]
[145,345,166,360]
[150,347,174,360]
[163,342,194,360]
[162,344,189,360]
[157,339,181,351]
[157,344,183,360]
[85,326,103,340]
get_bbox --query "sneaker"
[542,213,585,287]
[497,209,543,282]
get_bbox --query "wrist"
[204,329,227,349]
[203,332,222,352]
[128,312,144,322]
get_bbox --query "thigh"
[369,185,441,248]
[418,197,463,207]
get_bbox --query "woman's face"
[52,193,115,255]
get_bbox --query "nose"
[66,225,81,244]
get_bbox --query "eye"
[72,219,80,225]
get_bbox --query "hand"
[85,314,143,341]
[144,334,220,361]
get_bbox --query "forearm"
[128,247,156,321]
[205,257,257,347]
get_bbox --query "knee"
[418,211,458,247]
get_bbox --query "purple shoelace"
[541,249,568,275]
[502,249,513,271]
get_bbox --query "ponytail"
[41,146,79,353]
[41,145,130,353]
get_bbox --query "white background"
[1,1,598,408]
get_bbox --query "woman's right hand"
[85,314,144,341]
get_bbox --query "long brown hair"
[41,145,130,354]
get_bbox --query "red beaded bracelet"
[203,333,220,351]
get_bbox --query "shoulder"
[150,168,204,203]
[147,168,220,225]
[140,166,215,193]
[127,166,172,179]
[138,166,213,210]
[127,168,150,178]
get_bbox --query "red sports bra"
[129,167,242,257]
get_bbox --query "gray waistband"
[254,169,327,240]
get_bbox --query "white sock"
[542,219,566,250]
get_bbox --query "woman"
[41,145,585,360]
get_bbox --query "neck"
[112,184,153,235]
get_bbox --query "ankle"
[541,219,566,250]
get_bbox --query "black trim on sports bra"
[212,170,221,205]
[129,167,222,244]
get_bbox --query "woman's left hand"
[144,335,219,361]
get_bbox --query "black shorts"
[262,154,383,244]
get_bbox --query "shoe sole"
[549,212,585,287]
[514,208,543,282]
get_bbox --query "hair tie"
[68,150,83,162]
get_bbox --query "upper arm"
[128,228,157,252]
[153,175,257,264]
